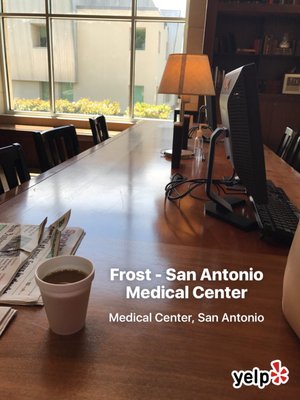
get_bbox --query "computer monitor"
[220,63,268,204]
[205,63,268,230]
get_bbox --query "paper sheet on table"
[0,306,17,336]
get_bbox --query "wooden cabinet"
[204,0,300,151]
[260,93,300,150]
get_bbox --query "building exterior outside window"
[0,0,187,120]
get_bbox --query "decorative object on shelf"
[263,33,295,55]
[279,33,291,49]
[282,74,300,94]
[216,31,296,57]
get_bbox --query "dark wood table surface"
[0,120,299,400]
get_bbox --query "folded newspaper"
[0,210,85,306]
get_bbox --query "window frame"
[0,1,187,121]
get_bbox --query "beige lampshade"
[158,53,215,96]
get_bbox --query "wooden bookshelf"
[204,0,300,151]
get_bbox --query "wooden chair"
[33,125,80,172]
[0,143,30,194]
[89,115,110,145]
[276,127,297,161]
[287,134,300,173]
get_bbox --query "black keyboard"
[253,181,299,243]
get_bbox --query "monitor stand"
[205,201,257,231]
[205,127,257,231]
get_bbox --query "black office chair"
[89,115,110,145]
[276,127,297,161]
[33,125,80,172]
[0,143,31,194]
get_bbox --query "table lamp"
[158,53,215,168]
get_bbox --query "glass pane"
[41,82,49,100]
[4,18,50,112]
[52,19,130,116]
[60,83,74,101]
[134,21,185,119]
[137,0,187,18]
[3,0,45,13]
[134,86,144,103]
[52,0,131,16]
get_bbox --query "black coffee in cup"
[43,269,87,284]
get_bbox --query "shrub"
[12,98,171,119]
[55,99,77,113]
[13,98,50,111]
[13,97,121,116]
[74,98,121,115]
[128,102,172,119]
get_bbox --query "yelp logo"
[232,360,289,389]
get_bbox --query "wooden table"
[0,120,299,400]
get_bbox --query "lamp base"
[170,122,183,169]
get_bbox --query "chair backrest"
[0,143,30,194]
[33,125,80,172]
[287,134,300,173]
[276,127,297,160]
[89,115,109,145]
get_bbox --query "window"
[135,28,146,50]
[41,82,49,101]
[31,24,47,48]
[134,86,144,103]
[39,25,47,47]
[0,1,187,120]
[60,83,74,102]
